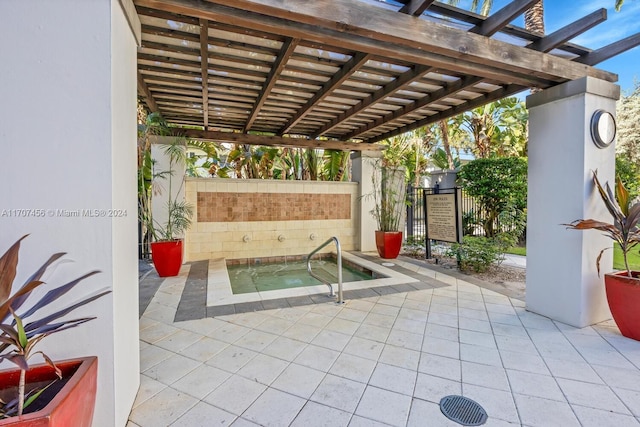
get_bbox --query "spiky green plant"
[367,160,407,232]
[564,171,640,278]
[139,138,194,242]
[0,235,109,417]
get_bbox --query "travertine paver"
[129,254,640,427]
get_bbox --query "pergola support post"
[351,151,383,253]
[526,76,620,328]
[0,1,140,426]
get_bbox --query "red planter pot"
[605,271,640,341]
[0,357,97,427]
[151,240,183,277]
[375,231,403,259]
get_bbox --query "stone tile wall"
[184,178,359,261]
[197,192,351,222]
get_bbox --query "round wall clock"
[590,110,616,149]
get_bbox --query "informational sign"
[425,191,462,243]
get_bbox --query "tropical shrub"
[616,155,640,201]
[457,157,527,238]
[446,236,504,273]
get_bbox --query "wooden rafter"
[422,2,591,56]
[398,0,436,17]
[137,71,159,112]
[277,52,371,135]
[345,76,484,140]
[244,38,298,132]
[199,18,209,128]
[312,64,433,138]
[141,40,199,56]
[368,84,525,143]
[141,24,200,43]
[469,0,538,37]
[316,0,533,140]
[528,9,607,53]
[134,0,615,85]
[181,129,383,151]
[574,33,640,66]
[137,5,199,24]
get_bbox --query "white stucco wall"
[111,1,141,424]
[351,151,382,252]
[0,1,139,425]
[150,137,187,240]
[526,77,619,328]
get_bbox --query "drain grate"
[439,395,488,426]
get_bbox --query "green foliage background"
[457,157,528,238]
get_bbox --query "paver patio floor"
[128,254,640,427]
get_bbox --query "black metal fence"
[406,184,526,243]
[405,185,482,241]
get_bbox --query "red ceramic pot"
[605,271,640,341]
[0,357,97,427]
[151,240,183,277]
[375,231,403,259]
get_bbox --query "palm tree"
[524,1,545,35]
[437,0,494,167]
[457,97,528,158]
[616,0,625,11]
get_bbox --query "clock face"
[591,110,616,149]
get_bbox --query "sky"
[456,0,640,95]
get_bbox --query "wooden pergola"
[134,0,640,150]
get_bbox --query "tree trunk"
[18,368,25,416]
[438,120,455,169]
[524,1,545,35]
[525,1,545,94]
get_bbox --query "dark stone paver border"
[139,252,476,321]
[139,270,164,318]
[174,260,209,322]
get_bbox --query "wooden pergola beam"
[245,38,299,132]
[345,76,484,140]
[312,64,432,138]
[199,18,209,128]
[137,72,159,112]
[529,9,607,53]
[367,84,525,143]
[134,0,616,85]
[181,129,384,151]
[574,32,640,66]
[469,0,538,37]
[399,0,436,17]
[277,52,371,135]
[315,0,533,140]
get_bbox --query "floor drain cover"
[381,262,395,267]
[439,395,488,426]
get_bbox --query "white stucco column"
[0,1,141,426]
[351,151,382,252]
[526,77,620,328]
[150,136,188,240]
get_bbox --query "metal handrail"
[306,236,344,304]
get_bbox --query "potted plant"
[0,235,109,425]
[564,171,640,340]
[369,160,407,259]
[138,118,194,277]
